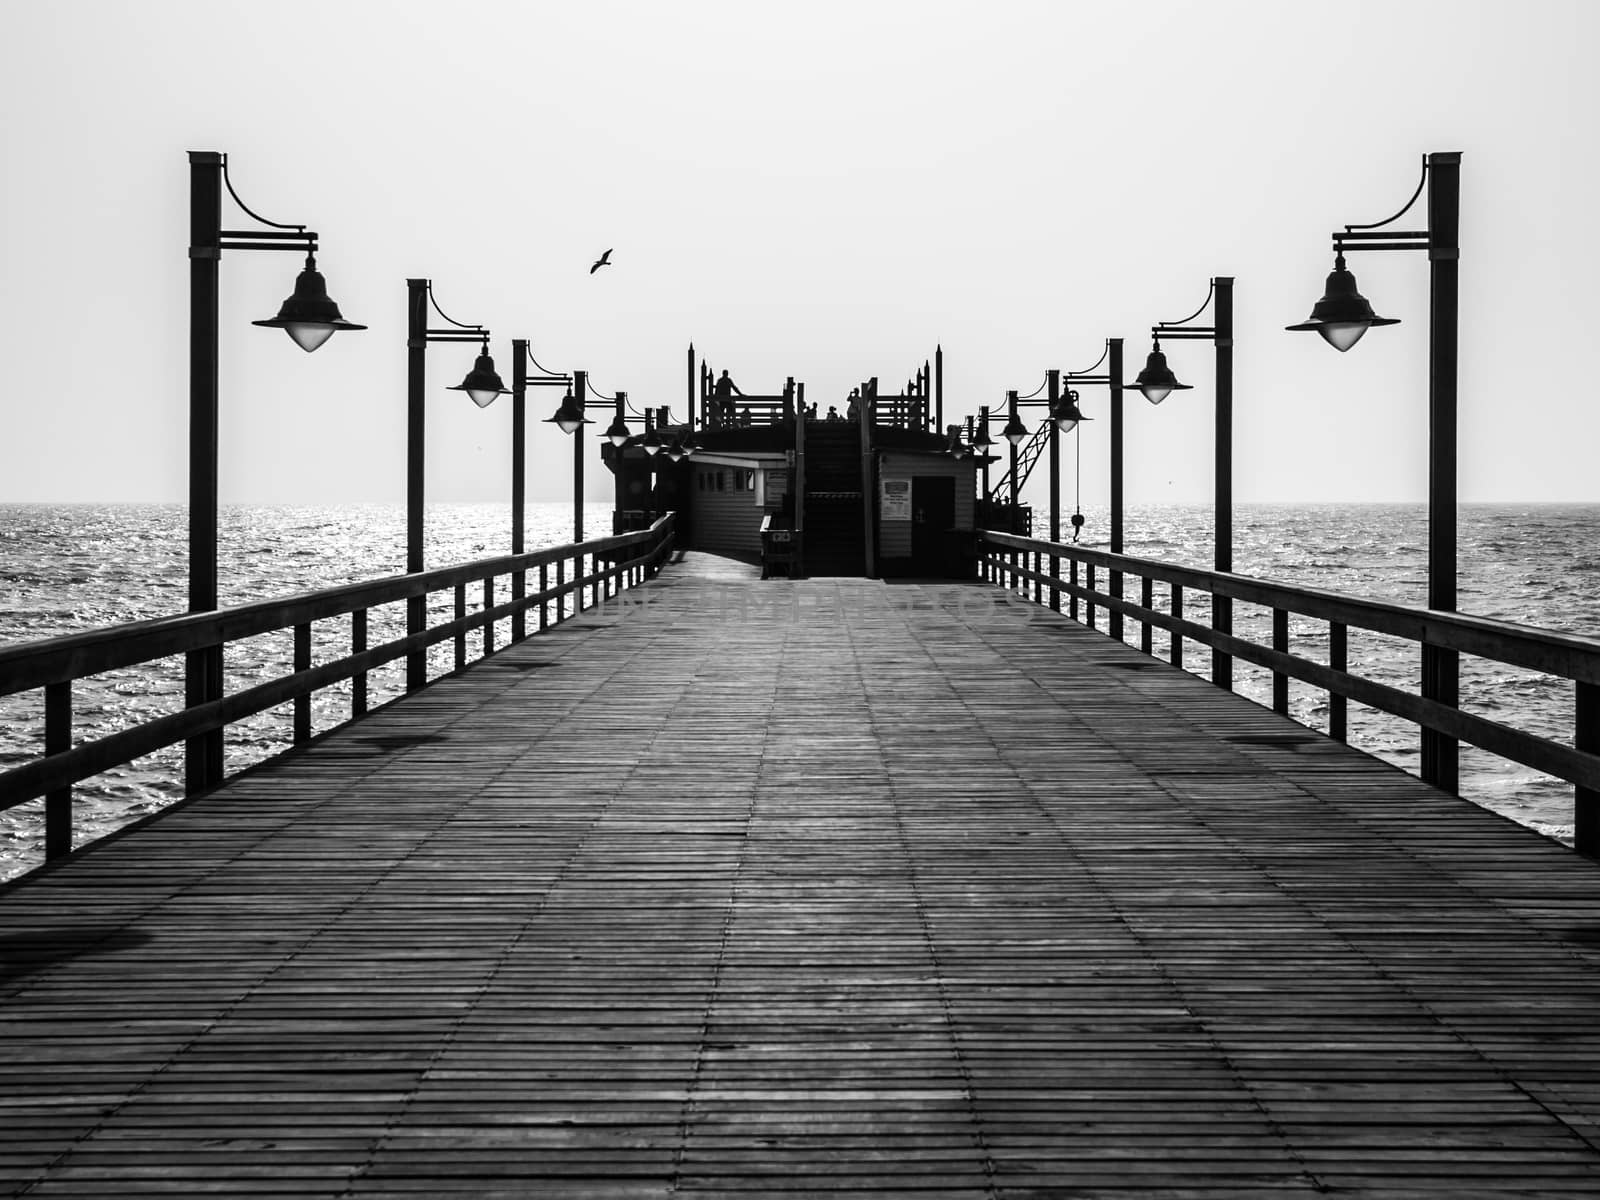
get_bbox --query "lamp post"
[511,342,576,641]
[544,370,592,544]
[1128,278,1234,689]
[1001,391,1028,534]
[1287,152,1462,793]
[1056,341,1123,630]
[186,151,365,794]
[406,278,506,691]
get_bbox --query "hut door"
[911,476,955,575]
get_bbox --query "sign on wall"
[880,476,912,521]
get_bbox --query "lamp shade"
[1053,393,1093,432]
[1001,412,1030,446]
[681,432,700,458]
[604,415,631,447]
[1285,252,1400,352]
[665,437,685,462]
[1128,344,1191,406]
[641,425,663,456]
[544,391,592,434]
[446,350,509,408]
[251,256,366,352]
[972,424,994,451]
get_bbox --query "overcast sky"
[2,0,1596,508]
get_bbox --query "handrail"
[1,516,677,861]
[981,529,1600,685]
[0,522,669,695]
[977,528,1600,856]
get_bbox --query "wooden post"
[45,681,71,859]
[1171,584,1184,669]
[1141,577,1153,655]
[484,577,494,657]
[351,610,368,717]
[293,623,311,743]
[1272,608,1288,714]
[1577,681,1598,858]
[1330,621,1347,742]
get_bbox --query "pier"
[5,556,1600,1196]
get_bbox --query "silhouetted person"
[826,406,840,422]
[738,406,752,427]
[713,370,743,424]
[846,389,860,422]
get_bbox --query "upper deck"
[4,556,1600,1196]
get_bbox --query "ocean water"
[1,501,1595,880]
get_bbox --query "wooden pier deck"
[5,556,1600,1197]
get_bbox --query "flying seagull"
[590,249,613,274]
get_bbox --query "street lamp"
[1129,277,1235,689]
[543,371,592,544]
[1286,151,1462,792]
[405,278,501,691]
[185,150,365,792]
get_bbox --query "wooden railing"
[0,516,676,860]
[977,528,1600,857]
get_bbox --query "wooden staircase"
[801,421,866,576]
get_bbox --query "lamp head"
[641,424,663,456]
[1001,411,1029,447]
[1286,250,1400,351]
[251,253,367,352]
[446,344,509,408]
[1053,388,1092,432]
[1129,339,1191,405]
[604,414,631,447]
[544,388,592,434]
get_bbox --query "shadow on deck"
[3,573,1600,1196]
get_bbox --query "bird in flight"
[590,249,613,274]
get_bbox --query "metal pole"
[1047,370,1060,544]
[687,344,695,430]
[935,345,943,434]
[573,370,587,544]
[1212,277,1234,691]
[185,150,224,793]
[1422,152,1462,793]
[1007,391,1020,534]
[1109,339,1124,556]
[405,278,428,692]
[511,340,527,643]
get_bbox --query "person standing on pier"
[713,369,743,425]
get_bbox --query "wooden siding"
[878,450,975,559]
[687,462,763,559]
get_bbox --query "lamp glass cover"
[1056,415,1079,433]
[467,388,500,409]
[284,323,337,353]
[1141,385,1172,406]
[556,415,584,434]
[1318,321,1370,353]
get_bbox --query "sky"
[2,0,1597,509]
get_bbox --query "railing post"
[540,563,550,631]
[1141,578,1153,655]
[1087,564,1097,631]
[483,576,495,657]
[513,567,526,644]
[351,610,368,718]
[454,583,467,670]
[1033,550,1042,605]
[1577,681,1599,858]
[293,623,312,744]
[1070,559,1079,622]
[45,681,71,860]
[1171,584,1184,670]
[1329,621,1347,743]
[554,559,565,624]
[1272,608,1288,715]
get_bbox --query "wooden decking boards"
[3,558,1600,1197]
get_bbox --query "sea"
[1,501,1595,881]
